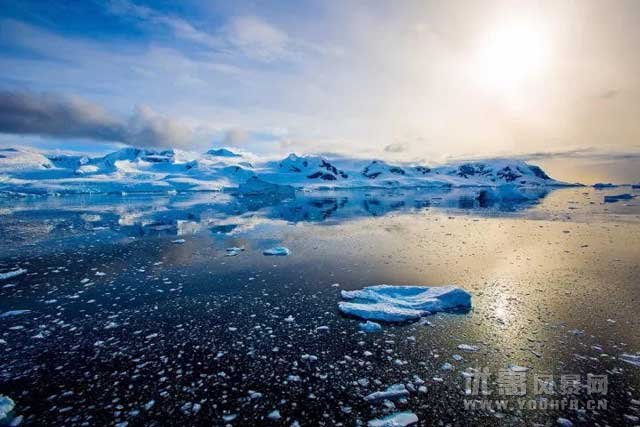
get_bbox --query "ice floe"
[338,285,471,322]
[263,246,291,256]
[367,411,418,427]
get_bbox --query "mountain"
[0,147,573,196]
[206,148,241,158]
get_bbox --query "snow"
[0,395,15,421]
[0,269,27,280]
[0,147,571,196]
[338,285,472,322]
[263,246,291,256]
[367,411,418,427]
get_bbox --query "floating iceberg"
[263,247,291,256]
[0,395,15,421]
[338,285,471,322]
[367,411,418,427]
[0,269,27,281]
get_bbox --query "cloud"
[221,128,249,146]
[597,89,619,100]
[223,16,290,61]
[107,1,292,62]
[384,142,409,153]
[0,91,194,148]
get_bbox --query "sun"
[475,24,550,93]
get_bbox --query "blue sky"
[0,0,639,182]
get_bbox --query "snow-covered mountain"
[0,146,573,196]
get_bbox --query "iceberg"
[263,247,291,256]
[338,285,471,322]
[367,411,418,427]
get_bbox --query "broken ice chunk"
[225,247,244,257]
[0,310,30,318]
[339,285,471,322]
[359,321,382,333]
[263,246,290,256]
[171,239,186,244]
[620,353,640,367]
[364,384,410,402]
[367,411,418,427]
[457,344,480,352]
[0,395,15,421]
[0,269,27,281]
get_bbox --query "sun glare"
[475,24,550,93]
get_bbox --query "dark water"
[0,187,639,426]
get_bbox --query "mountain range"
[0,146,574,197]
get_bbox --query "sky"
[0,0,639,183]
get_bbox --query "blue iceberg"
[339,285,471,322]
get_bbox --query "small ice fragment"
[225,247,244,257]
[457,344,480,352]
[556,417,573,427]
[267,410,281,420]
[441,362,454,371]
[359,321,382,333]
[0,395,15,421]
[144,400,155,411]
[452,354,463,361]
[284,315,294,323]
[171,239,186,244]
[223,414,238,422]
[367,411,418,427]
[263,247,290,256]
[0,269,27,281]
[0,310,30,318]
[364,384,409,402]
[509,364,529,372]
[620,353,640,367]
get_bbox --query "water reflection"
[0,187,552,243]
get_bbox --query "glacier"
[0,146,575,198]
[338,285,472,322]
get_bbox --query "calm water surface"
[0,187,639,426]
